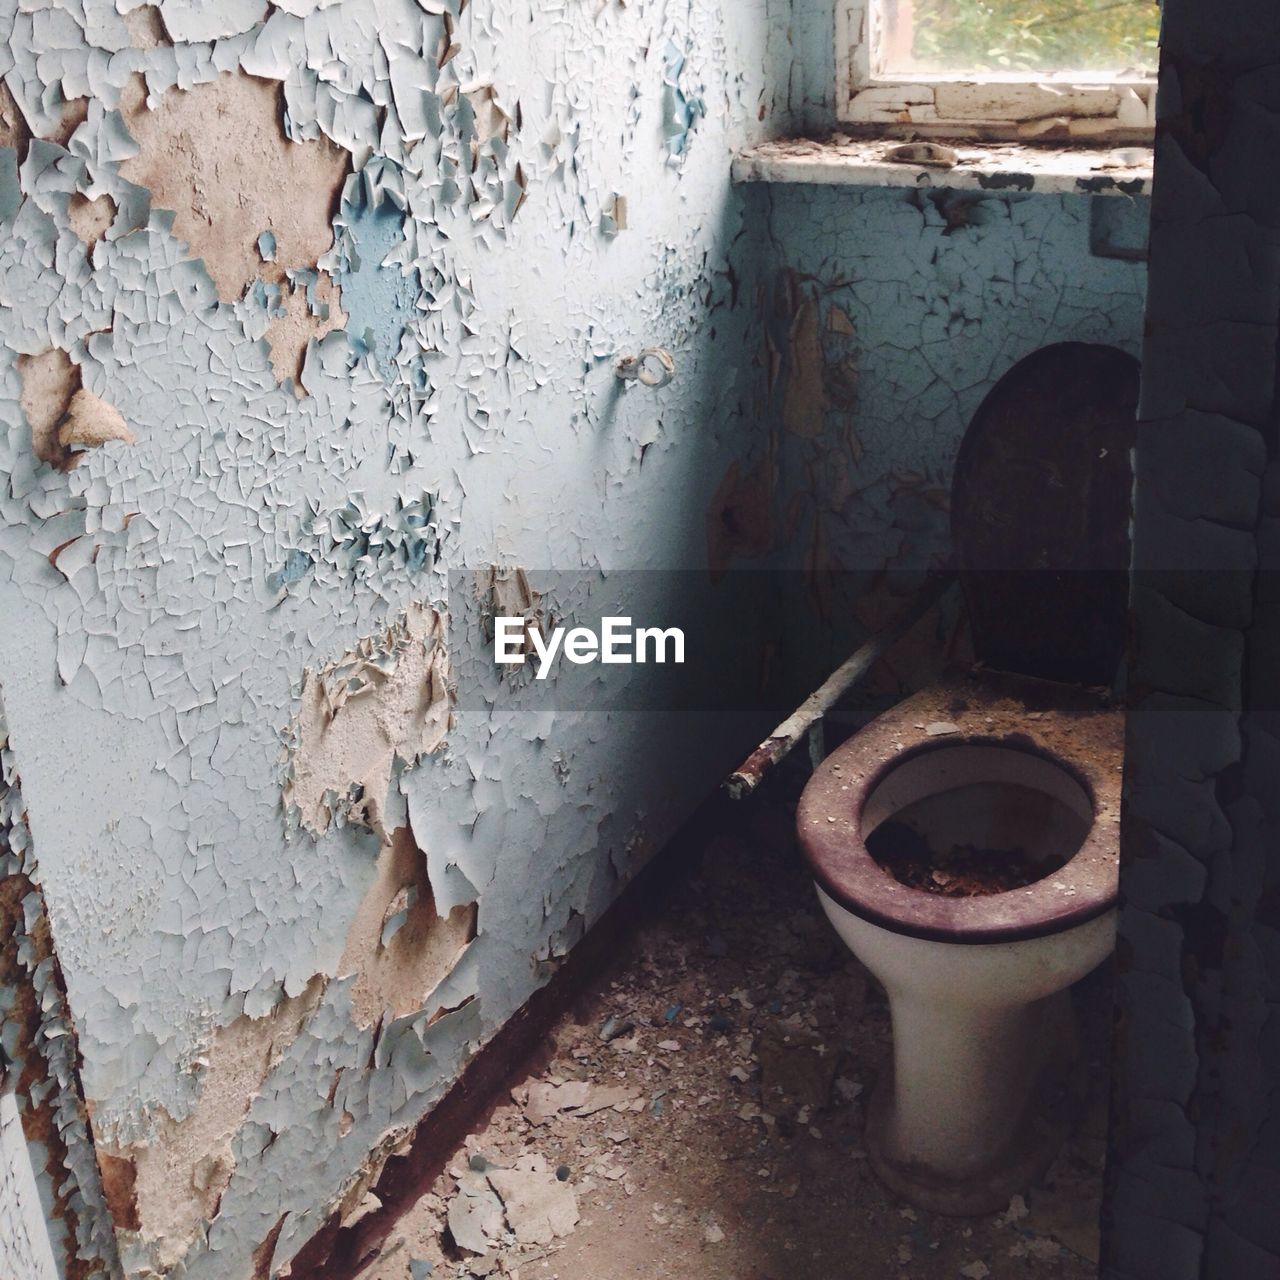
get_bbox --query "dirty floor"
[360,782,1109,1280]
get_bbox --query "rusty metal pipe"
[725,573,956,800]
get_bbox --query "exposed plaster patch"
[338,1189,381,1230]
[602,191,628,236]
[16,347,78,466]
[284,605,451,842]
[58,388,135,456]
[118,72,349,302]
[829,303,855,337]
[336,825,476,1030]
[263,269,348,394]
[67,192,116,252]
[121,5,171,51]
[0,81,31,156]
[15,353,133,470]
[482,567,545,663]
[108,979,324,1274]
[48,99,91,152]
[463,85,512,151]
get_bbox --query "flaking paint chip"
[486,1155,580,1246]
[57,389,135,451]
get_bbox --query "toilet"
[796,343,1139,1216]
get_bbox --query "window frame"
[836,0,1157,142]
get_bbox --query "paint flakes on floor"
[359,786,1109,1280]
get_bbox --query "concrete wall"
[1109,3,1280,1276]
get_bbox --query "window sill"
[731,137,1152,198]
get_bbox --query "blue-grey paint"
[0,0,1149,1276]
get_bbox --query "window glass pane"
[880,0,1160,77]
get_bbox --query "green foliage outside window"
[905,0,1160,75]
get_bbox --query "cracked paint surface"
[0,1088,62,1280]
[283,604,451,843]
[1,689,121,1278]
[746,180,1148,698]
[0,0,791,1275]
[0,0,1162,1274]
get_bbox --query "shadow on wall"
[733,184,1148,712]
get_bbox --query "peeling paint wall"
[749,180,1148,696]
[0,1088,62,1280]
[0,1,791,1275]
[0,0,1165,1274]
[757,3,1146,692]
[0,689,121,1278]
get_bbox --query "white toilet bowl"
[797,670,1123,1214]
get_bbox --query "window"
[837,0,1160,141]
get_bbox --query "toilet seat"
[797,668,1122,946]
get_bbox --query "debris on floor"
[486,1155,580,1245]
[360,787,1108,1280]
[867,820,1065,896]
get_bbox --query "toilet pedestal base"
[864,990,1081,1216]
[865,1076,1071,1216]
[812,889,1115,1216]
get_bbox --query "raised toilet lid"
[951,343,1138,688]
[797,669,1123,945]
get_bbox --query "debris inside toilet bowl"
[867,820,1066,896]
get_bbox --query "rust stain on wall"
[707,458,775,575]
[249,1213,289,1280]
[781,297,830,438]
[95,1153,141,1235]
